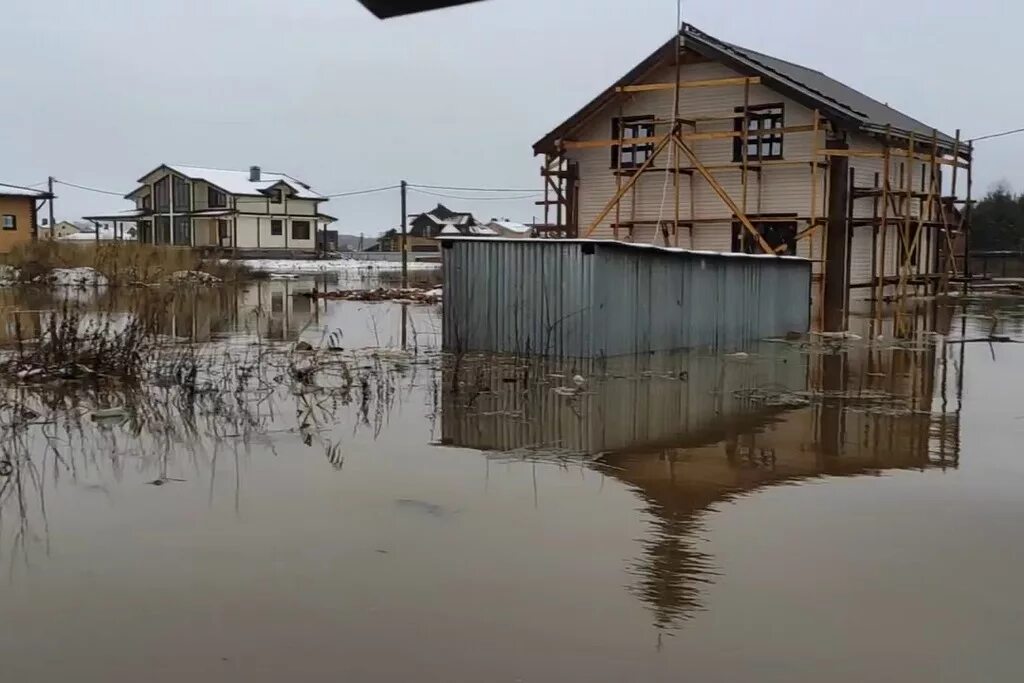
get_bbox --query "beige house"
[534,23,971,330]
[38,220,85,239]
[0,183,51,254]
[119,165,336,253]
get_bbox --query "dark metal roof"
[534,23,957,154]
[356,0,487,19]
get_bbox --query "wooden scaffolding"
[537,64,973,333]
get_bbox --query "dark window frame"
[1,215,16,231]
[733,104,785,162]
[291,220,311,241]
[217,219,229,240]
[270,189,283,204]
[731,213,798,255]
[611,115,657,169]
[208,186,227,208]
[270,219,283,236]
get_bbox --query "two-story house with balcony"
[124,165,335,254]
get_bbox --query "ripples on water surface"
[0,278,1021,682]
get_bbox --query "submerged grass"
[2,241,255,286]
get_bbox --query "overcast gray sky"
[2,0,1017,234]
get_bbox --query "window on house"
[172,175,190,210]
[271,189,283,204]
[611,115,657,169]
[732,216,798,255]
[271,219,283,236]
[291,220,311,241]
[271,292,284,314]
[217,219,229,241]
[141,195,151,210]
[208,187,227,208]
[2,215,16,231]
[733,104,785,162]
[154,177,170,211]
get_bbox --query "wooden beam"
[616,76,760,93]
[822,148,967,168]
[671,133,773,254]
[562,124,816,151]
[583,128,676,237]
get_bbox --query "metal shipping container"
[441,238,811,357]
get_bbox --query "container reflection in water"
[441,335,962,630]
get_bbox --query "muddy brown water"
[0,280,1022,682]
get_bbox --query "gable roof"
[130,165,324,200]
[534,23,957,155]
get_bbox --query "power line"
[970,126,1024,143]
[323,184,399,197]
[408,187,541,201]
[408,182,539,193]
[53,179,127,196]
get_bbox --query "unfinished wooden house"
[533,23,972,330]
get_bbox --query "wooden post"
[614,101,624,240]
[671,133,773,254]
[964,142,974,281]
[898,133,915,305]
[46,176,55,243]
[741,80,751,218]
[876,126,892,308]
[401,180,408,288]
[584,130,674,237]
[823,140,850,332]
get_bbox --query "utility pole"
[400,180,408,288]
[46,176,56,242]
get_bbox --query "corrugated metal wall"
[442,239,811,357]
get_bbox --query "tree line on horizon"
[970,183,1024,252]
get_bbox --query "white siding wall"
[847,133,935,294]
[233,215,317,250]
[567,59,827,268]
[235,195,318,216]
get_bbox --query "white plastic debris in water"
[572,374,586,386]
[0,265,19,287]
[725,351,750,359]
[166,270,222,285]
[45,267,109,288]
[234,259,441,275]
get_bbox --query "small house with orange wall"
[0,183,52,253]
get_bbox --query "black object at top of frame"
[356,0,488,19]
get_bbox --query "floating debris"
[165,270,222,285]
[37,267,109,288]
[310,287,442,303]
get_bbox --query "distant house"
[38,220,84,239]
[485,220,533,239]
[403,203,484,251]
[0,182,52,253]
[117,164,336,253]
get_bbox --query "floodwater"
[0,277,1022,682]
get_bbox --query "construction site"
[533,23,974,335]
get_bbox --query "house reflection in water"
[441,322,963,630]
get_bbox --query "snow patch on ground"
[0,265,19,287]
[42,267,109,288]
[236,259,440,274]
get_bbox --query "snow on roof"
[488,221,531,234]
[439,225,462,235]
[0,183,49,198]
[467,224,498,236]
[167,165,324,200]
